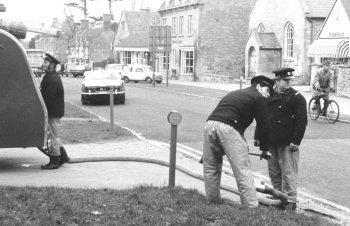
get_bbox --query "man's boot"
[59,147,70,166]
[41,156,60,170]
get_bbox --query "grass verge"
[61,102,135,144]
[0,186,336,226]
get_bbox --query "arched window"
[257,23,266,33]
[284,22,294,58]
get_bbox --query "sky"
[0,0,164,27]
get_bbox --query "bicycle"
[308,92,340,124]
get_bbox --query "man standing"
[266,68,308,211]
[203,75,274,208]
[312,60,335,116]
[40,53,70,170]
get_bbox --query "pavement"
[1,79,350,225]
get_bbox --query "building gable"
[318,0,350,39]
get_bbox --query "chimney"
[140,8,150,13]
[103,14,112,31]
[74,22,80,30]
[52,17,58,26]
[80,19,89,30]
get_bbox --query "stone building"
[158,0,255,82]
[246,0,335,82]
[67,14,116,68]
[113,10,161,66]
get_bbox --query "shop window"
[161,52,170,70]
[284,23,294,59]
[181,51,194,74]
[123,51,131,65]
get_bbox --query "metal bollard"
[240,76,243,89]
[167,111,182,188]
[109,87,114,131]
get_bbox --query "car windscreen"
[85,71,120,80]
[107,65,123,70]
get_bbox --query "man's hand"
[260,151,272,160]
[253,140,260,147]
[289,143,299,152]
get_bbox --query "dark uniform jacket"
[267,87,307,146]
[40,70,65,118]
[207,86,270,151]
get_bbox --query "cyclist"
[312,60,335,116]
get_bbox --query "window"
[284,23,294,58]
[123,51,131,65]
[171,49,176,68]
[181,50,194,74]
[172,17,177,35]
[257,23,265,33]
[161,52,169,70]
[179,16,184,35]
[135,67,144,72]
[187,15,193,35]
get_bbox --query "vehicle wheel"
[123,76,130,83]
[73,74,77,78]
[81,96,88,105]
[308,98,320,120]
[134,81,139,83]
[326,100,339,124]
[156,80,162,84]
[145,77,152,83]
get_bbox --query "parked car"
[105,63,124,78]
[81,70,125,105]
[121,64,163,83]
[66,64,90,77]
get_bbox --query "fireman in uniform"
[256,67,308,211]
[40,53,70,169]
[203,75,274,208]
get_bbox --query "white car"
[121,64,163,83]
[81,70,125,105]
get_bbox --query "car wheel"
[145,77,152,83]
[123,76,130,83]
[156,80,162,84]
[81,96,88,105]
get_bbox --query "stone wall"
[196,0,255,79]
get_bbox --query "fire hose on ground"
[66,156,286,207]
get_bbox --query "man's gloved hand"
[330,88,335,92]
[289,143,299,152]
[253,140,260,147]
[260,151,272,160]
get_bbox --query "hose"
[68,157,281,206]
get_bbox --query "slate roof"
[258,32,281,49]
[304,0,336,17]
[158,0,200,11]
[117,31,149,48]
[341,0,350,19]
[124,11,160,33]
